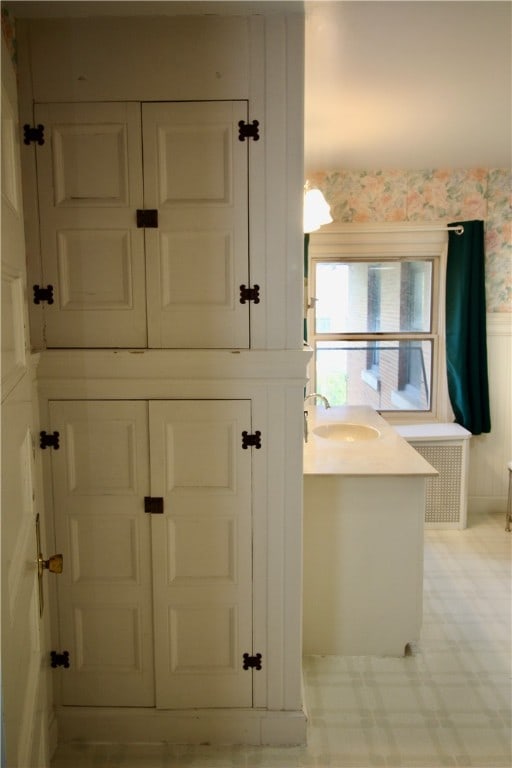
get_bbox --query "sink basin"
[312,423,381,442]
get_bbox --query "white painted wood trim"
[247,15,266,349]
[487,312,512,336]
[55,706,307,746]
[25,16,250,102]
[285,13,306,352]
[467,313,512,514]
[282,384,306,709]
[260,14,305,350]
[36,349,312,389]
[15,21,45,351]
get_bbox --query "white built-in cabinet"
[35,101,251,348]
[48,399,254,709]
[18,12,307,746]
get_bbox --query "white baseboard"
[56,706,308,747]
[424,521,464,530]
[468,496,507,516]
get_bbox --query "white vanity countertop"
[303,405,438,477]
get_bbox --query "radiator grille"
[410,443,463,524]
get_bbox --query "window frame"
[306,225,453,424]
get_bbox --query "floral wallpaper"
[309,168,512,313]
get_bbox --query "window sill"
[391,388,424,410]
[360,369,381,392]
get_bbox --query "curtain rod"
[389,224,465,235]
[319,224,465,235]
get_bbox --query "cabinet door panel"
[143,102,250,348]
[35,103,147,347]
[49,401,154,706]
[149,400,253,708]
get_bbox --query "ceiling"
[304,1,512,173]
[6,1,512,172]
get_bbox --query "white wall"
[468,315,512,515]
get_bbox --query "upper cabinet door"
[35,102,147,347]
[142,101,250,348]
[35,101,251,349]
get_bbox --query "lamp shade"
[303,187,333,233]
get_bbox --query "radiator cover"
[408,441,468,528]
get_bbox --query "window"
[307,227,451,422]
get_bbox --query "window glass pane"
[316,340,432,411]
[315,261,432,333]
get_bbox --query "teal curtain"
[445,220,491,434]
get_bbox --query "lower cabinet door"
[149,400,253,709]
[49,399,253,709]
[49,400,155,706]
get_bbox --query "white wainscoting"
[468,314,512,515]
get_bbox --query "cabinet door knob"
[38,553,63,576]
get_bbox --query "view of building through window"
[311,259,434,411]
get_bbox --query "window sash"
[314,338,435,412]
[313,258,434,335]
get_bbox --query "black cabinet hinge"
[242,431,261,450]
[40,431,60,450]
[24,124,45,146]
[50,650,70,668]
[33,285,54,305]
[243,653,262,670]
[136,209,159,228]
[238,120,260,142]
[239,284,260,305]
[144,496,164,514]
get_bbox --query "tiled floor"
[51,510,511,768]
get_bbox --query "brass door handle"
[38,553,63,577]
[35,514,62,618]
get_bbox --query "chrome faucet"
[303,393,331,442]
[304,393,331,410]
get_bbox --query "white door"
[35,102,147,347]
[142,102,250,348]
[48,401,155,706]
[149,400,253,708]
[48,399,254,709]
[1,38,50,767]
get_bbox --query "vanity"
[303,405,437,657]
